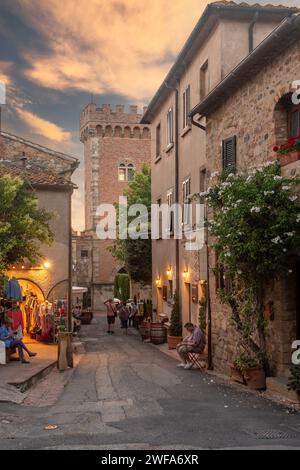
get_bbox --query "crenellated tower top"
[80,102,150,142]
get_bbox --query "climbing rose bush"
[203,162,300,281]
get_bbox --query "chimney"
[102,104,111,112]
[20,152,27,169]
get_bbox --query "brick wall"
[80,103,151,310]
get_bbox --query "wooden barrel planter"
[139,321,150,340]
[150,322,167,345]
[80,311,93,325]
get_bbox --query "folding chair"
[188,352,207,371]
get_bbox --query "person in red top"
[7,305,24,339]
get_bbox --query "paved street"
[0,314,299,450]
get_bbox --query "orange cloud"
[12,0,208,100]
[0,61,13,86]
[17,108,71,142]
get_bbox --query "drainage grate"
[248,429,297,440]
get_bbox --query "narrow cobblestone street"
[0,314,299,450]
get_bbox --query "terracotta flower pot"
[278,149,300,167]
[243,367,266,390]
[167,335,183,350]
[230,365,246,385]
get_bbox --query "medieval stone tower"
[79,102,151,308]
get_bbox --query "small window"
[118,163,127,181]
[157,198,162,240]
[156,123,161,158]
[167,189,174,235]
[167,107,174,146]
[183,85,191,129]
[199,168,207,203]
[118,163,135,182]
[127,164,135,182]
[81,250,88,259]
[200,60,209,100]
[182,177,191,225]
[182,177,191,201]
[222,136,237,171]
[289,105,300,138]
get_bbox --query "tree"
[168,290,182,337]
[109,164,152,283]
[202,162,300,369]
[0,175,54,275]
[114,273,130,301]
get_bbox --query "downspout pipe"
[249,11,259,53]
[190,109,213,370]
[164,80,180,296]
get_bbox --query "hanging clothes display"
[5,278,23,301]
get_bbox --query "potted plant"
[232,351,266,390]
[273,135,300,167]
[167,290,182,349]
[201,163,300,392]
[288,364,300,397]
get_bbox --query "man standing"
[104,299,117,334]
[176,322,206,370]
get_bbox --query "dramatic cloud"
[11,0,208,100]
[16,108,71,142]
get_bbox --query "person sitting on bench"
[176,322,206,370]
[0,318,37,364]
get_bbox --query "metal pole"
[68,189,73,332]
[205,201,213,370]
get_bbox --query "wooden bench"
[188,351,208,371]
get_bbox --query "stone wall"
[205,38,300,377]
[0,132,77,178]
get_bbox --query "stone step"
[265,376,300,405]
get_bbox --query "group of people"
[0,305,37,364]
[104,299,138,334]
[104,298,206,371]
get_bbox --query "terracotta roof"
[0,160,76,189]
[210,1,299,12]
[141,1,297,124]
[0,131,79,167]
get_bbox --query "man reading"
[176,322,206,370]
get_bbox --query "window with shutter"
[222,136,237,171]
[289,106,300,138]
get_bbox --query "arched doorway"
[17,278,45,302]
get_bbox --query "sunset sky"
[0,0,299,231]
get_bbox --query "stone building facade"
[190,12,300,386]
[0,148,78,305]
[142,1,295,327]
[79,103,151,309]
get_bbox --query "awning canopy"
[72,286,88,294]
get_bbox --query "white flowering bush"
[206,163,300,278]
[203,163,300,368]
